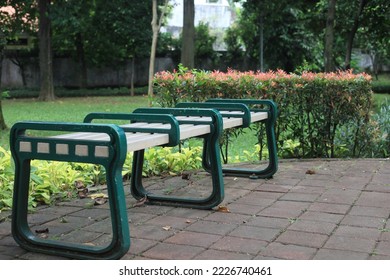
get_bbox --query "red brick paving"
[1,159,389,260]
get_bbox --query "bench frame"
[9,99,278,259]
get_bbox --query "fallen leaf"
[186,220,192,224]
[35,228,49,234]
[162,226,171,231]
[306,169,316,175]
[88,193,108,200]
[94,197,107,205]
[217,205,230,213]
[181,172,191,180]
[133,196,149,207]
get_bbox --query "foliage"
[51,0,153,66]
[0,145,204,211]
[194,22,217,63]
[154,67,374,158]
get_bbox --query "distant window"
[207,0,220,3]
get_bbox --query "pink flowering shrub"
[153,66,374,158]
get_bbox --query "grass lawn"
[0,95,149,149]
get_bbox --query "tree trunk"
[0,99,6,130]
[38,0,55,101]
[75,33,88,88]
[324,0,336,72]
[344,0,368,70]
[181,0,195,69]
[130,57,135,96]
[148,0,169,107]
[0,48,6,130]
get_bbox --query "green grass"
[372,73,390,94]
[0,95,149,149]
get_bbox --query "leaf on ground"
[88,193,108,200]
[94,197,107,205]
[133,196,149,208]
[35,228,49,234]
[306,169,316,175]
[162,226,171,231]
[76,180,89,198]
[217,205,230,213]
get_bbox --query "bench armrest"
[176,102,252,128]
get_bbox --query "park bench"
[10,99,278,259]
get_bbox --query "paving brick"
[226,202,268,215]
[259,201,310,219]
[228,225,281,242]
[146,215,195,230]
[246,216,291,229]
[288,219,337,235]
[128,238,159,255]
[210,236,267,255]
[276,230,328,248]
[290,185,326,194]
[259,242,317,260]
[194,249,253,260]
[0,221,11,236]
[348,206,390,218]
[234,191,280,206]
[340,215,385,229]
[371,173,390,185]
[165,231,222,247]
[142,243,205,259]
[130,224,175,241]
[355,192,390,208]
[185,220,237,235]
[380,231,390,241]
[318,189,361,205]
[374,241,390,256]
[365,184,390,193]
[204,212,251,224]
[313,248,369,260]
[333,225,382,240]
[254,183,293,193]
[280,192,320,202]
[323,236,376,253]
[308,202,351,215]
[299,211,344,224]
[165,208,212,219]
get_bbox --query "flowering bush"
[154,66,375,158]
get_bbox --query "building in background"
[162,0,238,50]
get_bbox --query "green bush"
[154,67,374,158]
[0,145,204,211]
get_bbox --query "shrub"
[154,67,374,158]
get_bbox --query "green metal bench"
[10,99,278,259]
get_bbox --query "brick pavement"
[0,159,389,260]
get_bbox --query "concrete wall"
[1,56,176,88]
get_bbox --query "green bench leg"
[204,99,279,179]
[130,136,224,209]
[10,122,130,259]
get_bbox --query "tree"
[38,0,55,101]
[148,0,169,106]
[181,0,195,68]
[343,0,369,70]
[324,0,337,72]
[234,0,320,72]
[0,43,6,130]
[51,1,154,92]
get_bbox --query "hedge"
[154,67,380,158]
